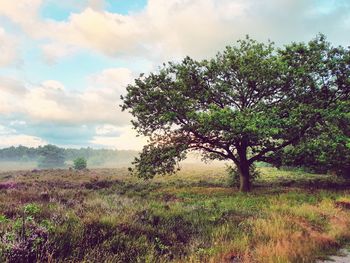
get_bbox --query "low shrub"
[73,158,87,170]
[1,204,50,263]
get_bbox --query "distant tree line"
[0,145,137,168]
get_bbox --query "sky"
[0,0,349,150]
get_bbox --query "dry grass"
[0,166,350,262]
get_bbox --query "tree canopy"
[121,35,350,192]
[37,145,66,168]
[73,157,87,170]
[269,100,350,177]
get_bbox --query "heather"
[1,166,350,262]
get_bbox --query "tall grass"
[0,166,349,262]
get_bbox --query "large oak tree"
[121,35,349,192]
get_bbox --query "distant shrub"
[227,164,261,187]
[73,157,87,170]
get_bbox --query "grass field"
[0,162,38,172]
[1,165,350,262]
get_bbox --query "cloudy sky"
[0,0,349,150]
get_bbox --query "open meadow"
[1,1,349,262]
[1,165,350,263]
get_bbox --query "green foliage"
[0,203,49,263]
[73,157,87,170]
[24,203,40,216]
[130,142,187,179]
[37,144,66,168]
[269,101,350,177]
[122,34,349,191]
[0,145,39,162]
[0,214,7,222]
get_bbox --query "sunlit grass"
[0,165,349,262]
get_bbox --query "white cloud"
[23,83,72,122]
[0,77,25,114]
[0,27,19,67]
[49,8,142,56]
[0,0,42,35]
[0,67,133,124]
[88,67,133,90]
[0,76,25,94]
[0,125,16,135]
[87,0,106,11]
[0,134,47,148]
[77,67,134,124]
[41,42,77,64]
[95,124,120,136]
[9,120,26,127]
[0,125,46,147]
[91,125,146,150]
[2,0,349,62]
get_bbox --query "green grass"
[0,165,350,262]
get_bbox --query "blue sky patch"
[105,0,147,14]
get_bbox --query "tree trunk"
[234,141,251,192]
[238,161,251,192]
